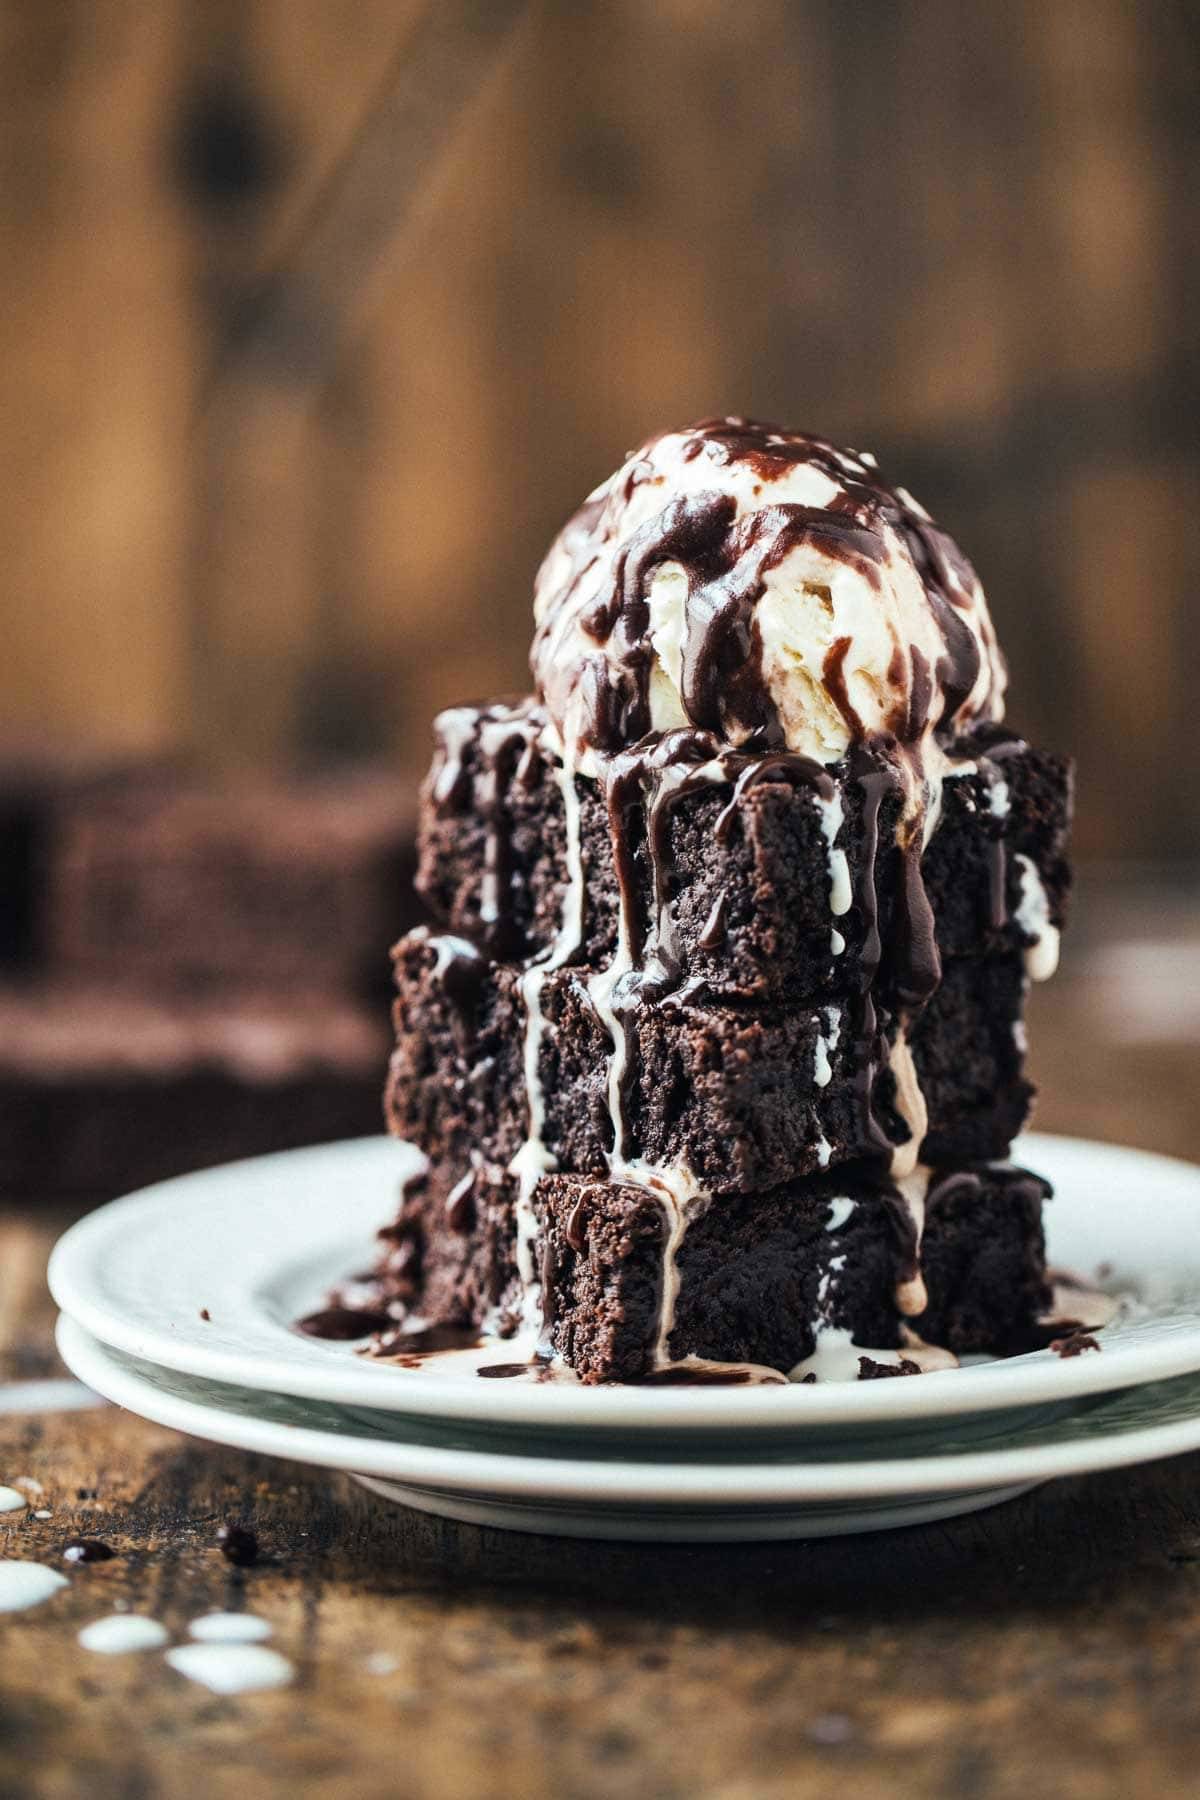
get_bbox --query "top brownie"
[416,701,1071,1004]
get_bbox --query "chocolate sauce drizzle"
[476,1357,557,1381]
[295,1306,392,1341]
[400,421,1044,1380]
[417,698,977,1370]
[428,704,543,957]
[532,417,1003,769]
[575,493,904,756]
[641,1366,755,1386]
[364,1323,482,1362]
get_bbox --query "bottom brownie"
[369,1159,1051,1384]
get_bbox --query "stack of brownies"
[377,419,1073,1383]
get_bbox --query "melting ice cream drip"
[886,1030,929,1182]
[816,789,852,916]
[787,1179,950,1382]
[581,734,948,1375]
[430,703,545,951]
[892,1166,931,1317]
[1014,852,1061,982]
[583,751,723,1371]
[813,1006,841,1088]
[649,1171,789,1385]
[789,1196,862,1381]
[508,724,586,1322]
[580,739,846,1377]
[647,1168,710,1367]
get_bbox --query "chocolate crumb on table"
[1051,1331,1102,1358]
[62,1538,116,1564]
[216,1524,259,1566]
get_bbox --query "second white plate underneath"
[349,1475,1044,1542]
[47,1133,1200,1434]
[55,1315,1200,1547]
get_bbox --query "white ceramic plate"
[56,1314,1200,1541]
[347,1477,1045,1542]
[48,1133,1200,1433]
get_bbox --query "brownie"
[931,731,1074,959]
[373,1159,517,1337]
[383,929,1030,1196]
[0,752,172,975]
[0,760,60,972]
[541,1177,904,1383]
[0,750,424,1208]
[416,701,1072,1002]
[0,983,386,1201]
[891,956,1033,1166]
[50,767,418,1002]
[369,1158,1051,1383]
[914,1167,1053,1354]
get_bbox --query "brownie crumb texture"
[858,1356,923,1380]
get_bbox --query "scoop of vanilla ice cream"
[531,418,1006,765]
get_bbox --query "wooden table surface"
[2,904,1199,1800]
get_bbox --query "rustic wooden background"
[3,0,1200,864]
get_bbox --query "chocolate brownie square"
[415,702,1071,1004]
[384,929,1031,1196]
[369,1158,1050,1383]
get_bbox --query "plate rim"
[55,1313,1200,1504]
[47,1130,1200,1431]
